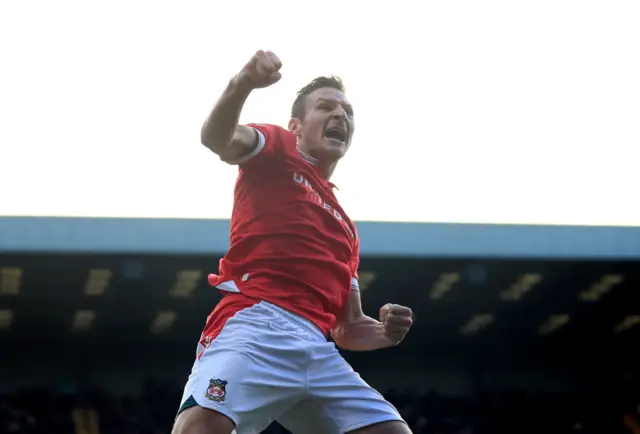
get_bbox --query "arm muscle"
[200,78,258,163]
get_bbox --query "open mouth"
[324,127,347,143]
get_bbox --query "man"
[173,50,415,434]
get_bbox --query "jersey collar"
[297,149,319,166]
[297,149,338,189]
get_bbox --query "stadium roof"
[1,217,639,361]
[1,216,640,259]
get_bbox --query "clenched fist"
[379,303,413,345]
[236,50,282,91]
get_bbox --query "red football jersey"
[202,123,359,346]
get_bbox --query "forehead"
[306,87,351,106]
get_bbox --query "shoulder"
[234,123,296,168]
[247,123,296,149]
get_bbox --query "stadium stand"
[1,217,639,433]
[2,381,640,433]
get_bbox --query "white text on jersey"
[292,171,354,239]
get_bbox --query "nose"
[332,108,347,120]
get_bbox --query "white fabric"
[225,129,266,165]
[216,280,240,293]
[178,301,404,434]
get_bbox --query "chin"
[317,145,346,163]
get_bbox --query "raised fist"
[236,50,282,90]
[379,303,413,345]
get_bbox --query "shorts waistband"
[257,301,326,342]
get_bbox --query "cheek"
[304,119,326,137]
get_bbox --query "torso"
[202,123,359,346]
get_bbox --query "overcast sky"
[1,0,638,225]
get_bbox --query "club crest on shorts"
[205,379,227,402]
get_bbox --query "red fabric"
[202,123,359,341]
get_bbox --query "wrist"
[228,73,254,99]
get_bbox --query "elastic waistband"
[258,301,326,342]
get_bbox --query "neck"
[321,162,337,180]
[296,140,339,180]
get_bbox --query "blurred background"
[1,0,639,433]
[1,218,639,433]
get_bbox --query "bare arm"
[331,289,413,352]
[200,50,282,163]
[200,79,259,162]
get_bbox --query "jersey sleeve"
[224,123,286,169]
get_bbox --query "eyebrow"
[318,97,354,113]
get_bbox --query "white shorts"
[178,301,404,434]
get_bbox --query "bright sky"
[1,0,639,225]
